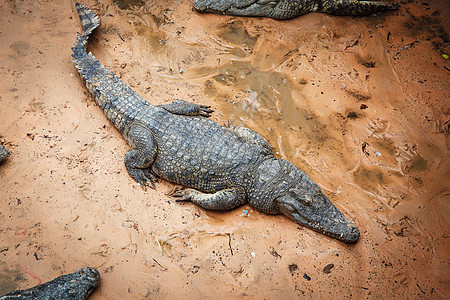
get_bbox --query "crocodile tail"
[72,3,150,134]
[71,2,104,97]
[318,0,398,16]
[73,3,100,51]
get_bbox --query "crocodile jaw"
[276,194,360,243]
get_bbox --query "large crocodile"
[72,3,359,243]
[193,0,398,19]
[0,267,100,300]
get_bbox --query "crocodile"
[193,0,398,19]
[72,3,359,243]
[0,145,9,164]
[0,267,100,300]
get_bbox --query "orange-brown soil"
[0,0,449,298]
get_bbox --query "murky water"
[0,0,449,299]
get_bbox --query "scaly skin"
[72,3,359,243]
[0,145,9,164]
[0,267,100,300]
[193,0,398,19]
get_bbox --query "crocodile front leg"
[226,123,273,154]
[158,100,213,117]
[174,188,247,210]
[124,124,158,188]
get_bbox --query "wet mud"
[0,0,449,298]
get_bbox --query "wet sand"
[0,0,449,298]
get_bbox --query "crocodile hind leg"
[124,125,158,188]
[173,188,247,211]
[158,100,213,117]
[319,0,398,16]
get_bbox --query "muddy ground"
[0,0,449,298]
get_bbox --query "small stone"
[289,264,298,273]
[323,263,334,274]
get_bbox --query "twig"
[24,268,42,285]
[227,233,233,255]
[416,283,426,294]
[152,258,167,271]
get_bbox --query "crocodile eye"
[301,195,312,206]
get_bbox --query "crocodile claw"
[130,168,158,190]
[170,188,198,202]
[166,185,185,196]
[143,169,158,189]
[199,105,214,117]
[224,120,233,128]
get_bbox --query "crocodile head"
[2,267,100,299]
[248,158,360,243]
[275,173,360,243]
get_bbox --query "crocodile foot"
[171,187,247,210]
[127,168,158,189]
[166,185,185,196]
[170,188,198,201]
[159,100,214,117]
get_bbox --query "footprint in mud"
[367,117,390,136]
[352,163,388,193]
[211,20,258,57]
[217,20,258,48]
[400,145,429,174]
